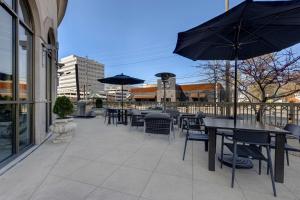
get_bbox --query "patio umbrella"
[174,0,300,125]
[98,73,144,122]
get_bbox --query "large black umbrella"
[98,73,144,122]
[174,0,300,125]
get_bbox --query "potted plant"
[93,98,105,116]
[95,98,103,108]
[50,96,76,143]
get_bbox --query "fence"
[104,101,300,127]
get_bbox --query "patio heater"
[155,72,176,111]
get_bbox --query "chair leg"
[231,142,237,188]
[266,147,277,197]
[286,150,290,166]
[220,134,224,168]
[259,160,262,175]
[267,148,271,175]
[107,115,111,125]
[183,135,188,161]
[173,130,176,140]
[259,146,262,175]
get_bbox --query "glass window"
[0,7,13,101]
[3,0,13,8]
[0,104,13,162]
[18,25,32,101]
[19,104,31,150]
[18,0,31,28]
[0,0,34,164]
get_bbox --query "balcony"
[0,116,299,200]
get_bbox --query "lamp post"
[155,72,176,111]
[225,0,229,11]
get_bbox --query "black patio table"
[203,118,289,183]
[107,108,128,125]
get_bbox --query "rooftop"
[0,116,299,200]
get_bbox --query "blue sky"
[58,0,300,85]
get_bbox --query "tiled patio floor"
[0,117,299,200]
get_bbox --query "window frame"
[0,0,34,165]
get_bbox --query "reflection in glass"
[3,0,13,8]
[18,0,32,27]
[19,104,31,150]
[0,7,13,100]
[19,25,32,101]
[0,104,13,163]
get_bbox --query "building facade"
[0,0,67,167]
[105,84,131,102]
[130,78,224,102]
[57,55,105,100]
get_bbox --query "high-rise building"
[58,55,105,99]
[105,84,131,102]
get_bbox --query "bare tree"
[198,50,300,121]
[238,50,300,121]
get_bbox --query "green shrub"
[53,96,74,118]
[95,98,103,108]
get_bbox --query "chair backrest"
[144,113,171,135]
[233,129,270,145]
[131,114,144,126]
[165,109,180,116]
[196,112,205,119]
[107,108,117,113]
[131,109,141,115]
[214,115,243,120]
[284,124,300,138]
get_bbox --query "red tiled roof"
[133,94,156,99]
[178,83,223,91]
[130,87,157,93]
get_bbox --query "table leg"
[108,113,111,125]
[208,127,216,171]
[124,110,128,125]
[275,134,285,183]
[204,127,208,152]
[118,110,121,122]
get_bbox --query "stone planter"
[50,118,76,143]
[93,108,105,116]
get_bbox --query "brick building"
[130,78,224,102]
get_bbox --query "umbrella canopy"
[173,0,300,125]
[98,73,144,85]
[174,0,300,61]
[98,73,144,124]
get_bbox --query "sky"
[58,0,300,85]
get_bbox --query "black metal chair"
[130,110,145,129]
[144,113,174,142]
[179,113,195,130]
[181,112,204,133]
[165,109,180,126]
[225,129,276,197]
[215,116,244,168]
[270,124,300,166]
[104,108,118,126]
[182,114,208,160]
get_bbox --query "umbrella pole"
[233,23,241,127]
[234,50,238,127]
[163,81,166,111]
[121,84,124,123]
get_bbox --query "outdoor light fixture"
[155,72,176,111]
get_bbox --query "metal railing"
[104,101,300,127]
